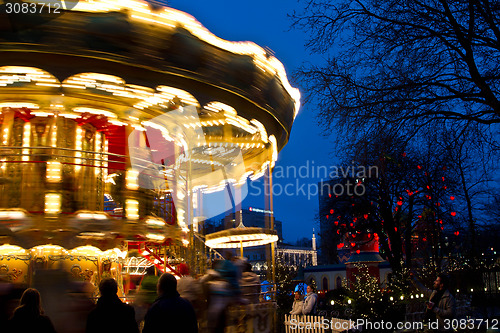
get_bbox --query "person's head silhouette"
[157,273,177,297]
[19,288,42,314]
[99,278,118,298]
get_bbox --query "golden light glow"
[44,193,61,214]
[0,244,26,255]
[126,169,139,190]
[0,66,59,89]
[46,161,62,183]
[103,137,108,178]
[22,122,31,161]
[251,119,268,143]
[145,218,166,227]
[70,0,300,116]
[125,199,139,220]
[156,86,199,108]
[76,212,107,220]
[69,245,103,257]
[75,126,83,172]
[95,132,101,175]
[146,233,166,241]
[73,107,117,119]
[50,117,57,147]
[0,102,39,109]
[0,209,27,219]
[31,244,68,255]
[205,228,278,249]
[269,135,278,168]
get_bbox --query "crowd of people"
[0,253,263,333]
[2,260,457,333]
[288,273,456,332]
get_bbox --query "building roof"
[304,264,346,272]
[345,252,384,263]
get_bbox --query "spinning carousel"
[0,0,299,297]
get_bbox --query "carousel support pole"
[187,156,195,274]
[266,162,277,333]
[267,163,276,294]
[240,240,243,258]
[164,244,167,273]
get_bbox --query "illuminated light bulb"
[125,199,139,220]
[126,169,139,190]
[46,161,62,183]
[44,193,61,214]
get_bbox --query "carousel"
[0,0,299,305]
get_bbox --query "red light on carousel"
[450,196,455,200]
[363,214,368,219]
[334,221,338,226]
[451,212,456,216]
[351,242,356,247]
[417,165,421,169]
[356,250,360,254]
[326,215,329,219]
[337,243,344,248]
[330,209,334,214]
[454,231,459,236]
[397,201,403,206]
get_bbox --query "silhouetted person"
[239,262,260,304]
[85,278,138,333]
[8,288,57,333]
[142,273,198,333]
[414,273,456,331]
[177,263,202,318]
[302,284,317,315]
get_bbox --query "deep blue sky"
[169,0,335,243]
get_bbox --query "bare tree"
[291,0,500,140]
[293,0,500,270]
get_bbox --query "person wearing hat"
[177,263,202,318]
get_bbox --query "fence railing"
[284,314,357,333]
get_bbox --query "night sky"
[168,0,335,243]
